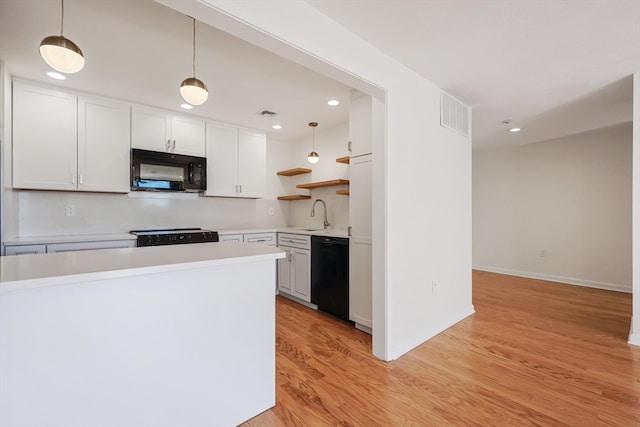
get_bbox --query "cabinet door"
[131,106,171,152]
[78,96,131,193]
[205,121,238,197]
[277,247,293,294]
[349,91,372,157]
[171,115,205,157]
[349,154,372,328]
[237,128,266,198]
[292,248,311,302]
[12,82,77,191]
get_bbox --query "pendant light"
[307,122,320,164]
[180,17,208,106]
[39,0,85,74]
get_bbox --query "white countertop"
[0,242,285,293]
[278,227,349,238]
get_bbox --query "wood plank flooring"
[242,270,640,426]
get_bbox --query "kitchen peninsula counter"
[0,243,284,427]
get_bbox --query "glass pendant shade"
[40,36,85,73]
[180,77,208,106]
[307,121,319,164]
[307,151,320,164]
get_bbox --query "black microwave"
[131,149,206,192]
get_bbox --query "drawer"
[219,234,244,243]
[277,233,311,250]
[244,232,277,245]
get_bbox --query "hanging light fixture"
[307,122,320,164]
[39,0,85,74]
[180,17,208,106]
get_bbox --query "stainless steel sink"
[298,228,323,232]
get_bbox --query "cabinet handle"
[71,173,76,184]
[348,140,352,152]
[172,140,176,151]
[348,226,352,237]
[79,174,83,185]
[239,184,242,193]
[166,139,171,151]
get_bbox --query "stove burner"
[130,228,219,247]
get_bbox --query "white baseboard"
[629,331,640,346]
[473,265,631,294]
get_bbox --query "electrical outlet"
[432,281,438,294]
[268,208,274,216]
[66,204,76,217]
[539,249,546,258]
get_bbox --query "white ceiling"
[307,0,640,149]
[0,0,353,143]
[1,0,639,150]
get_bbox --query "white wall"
[284,122,349,230]
[3,137,292,238]
[631,73,640,345]
[162,0,474,360]
[473,124,632,292]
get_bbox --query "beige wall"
[473,123,632,292]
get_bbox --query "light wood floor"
[242,270,640,426]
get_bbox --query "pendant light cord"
[60,0,65,35]
[192,17,196,77]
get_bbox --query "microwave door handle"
[188,163,194,184]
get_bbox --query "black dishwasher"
[311,236,349,321]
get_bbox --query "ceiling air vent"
[258,109,277,116]
[440,91,470,137]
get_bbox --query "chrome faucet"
[311,199,330,230]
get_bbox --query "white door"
[237,128,266,198]
[171,115,206,157]
[349,91,372,157]
[12,81,77,191]
[78,96,131,193]
[349,154,373,328]
[205,121,238,197]
[131,106,171,152]
[277,247,293,294]
[292,248,311,302]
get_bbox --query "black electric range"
[130,228,219,247]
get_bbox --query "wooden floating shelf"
[296,179,349,189]
[277,167,312,176]
[277,195,312,201]
[336,189,350,196]
[336,156,350,164]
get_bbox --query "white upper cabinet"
[237,128,266,198]
[205,121,266,198]
[12,81,130,193]
[13,82,78,191]
[131,106,205,157]
[170,115,206,157]
[349,90,383,158]
[78,96,131,193]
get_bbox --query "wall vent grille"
[440,92,470,137]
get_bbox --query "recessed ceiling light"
[46,71,66,80]
[272,124,282,130]
[180,103,194,110]
[327,99,340,106]
[509,127,521,133]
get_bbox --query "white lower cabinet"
[4,244,47,256]
[4,240,135,256]
[277,233,311,302]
